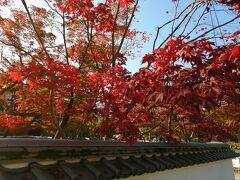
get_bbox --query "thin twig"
[171,0,180,39]
[183,4,207,40]
[179,4,199,37]
[153,2,192,50]
[158,2,200,48]
[187,16,239,43]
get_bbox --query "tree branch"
[112,2,121,66]
[153,2,193,50]
[187,16,239,43]
[21,0,50,58]
[158,2,200,48]
[62,12,69,64]
[114,0,139,62]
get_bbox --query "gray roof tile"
[0,139,239,180]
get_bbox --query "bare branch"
[158,2,200,48]
[171,0,180,39]
[179,4,200,38]
[153,2,193,50]
[187,16,239,43]
[183,5,207,40]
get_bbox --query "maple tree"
[0,0,142,138]
[0,0,239,142]
[132,0,240,142]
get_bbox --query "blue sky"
[127,0,178,73]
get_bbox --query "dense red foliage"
[0,114,24,128]
[0,0,239,142]
[132,39,239,142]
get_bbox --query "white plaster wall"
[233,157,240,168]
[121,159,235,180]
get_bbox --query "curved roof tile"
[0,138,239,180]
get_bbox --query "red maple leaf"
[230,46,240,59]
[11,71,23,81]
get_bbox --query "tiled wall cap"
[0,139,239,180]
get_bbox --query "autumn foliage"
[0,0,239,142]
